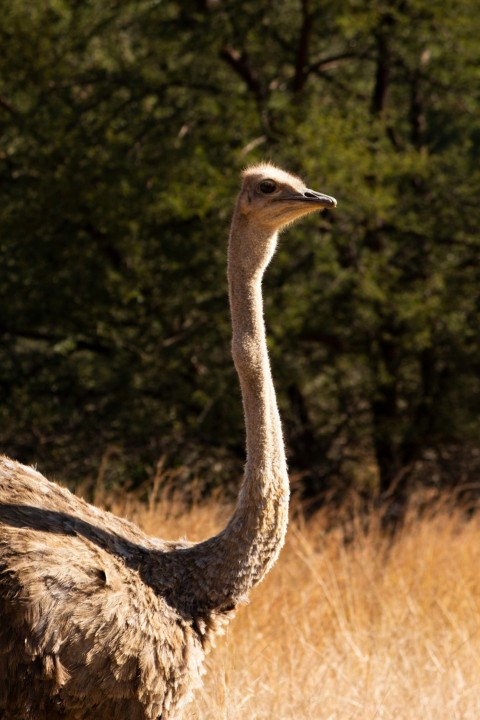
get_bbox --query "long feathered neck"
[228,216,287,479]
[222,214,290,571]
[154,212,289,617]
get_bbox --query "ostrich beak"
[282,188,337,209]
[300,189,337,208]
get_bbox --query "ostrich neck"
[155,218,289,616]
[229,249,286,475]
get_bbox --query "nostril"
[303,191,317,199]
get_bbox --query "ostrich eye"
[259,180,277,194]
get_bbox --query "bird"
[0,162,336,720]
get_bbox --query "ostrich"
[0,163,336,720]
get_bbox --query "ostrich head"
[230,162,337,276]
[237,162,336,230]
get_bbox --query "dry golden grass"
[110,490,480,719]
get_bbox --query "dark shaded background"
[1,0,479,514]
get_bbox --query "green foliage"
[1,0,479,502]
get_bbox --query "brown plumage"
[0,164,336,720]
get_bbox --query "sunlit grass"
[107,488,480,719]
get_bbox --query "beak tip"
[304,188,337,209]
[321,196,337,210]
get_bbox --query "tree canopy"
[1,0,480,510]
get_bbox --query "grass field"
[109,488,480,719]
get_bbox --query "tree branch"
[371,32,391,117]
[219,45,265,103]
[293,0,313,92]
[0,327,114,356]
[0,94,19,116]
[309,52,359,74]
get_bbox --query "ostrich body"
[0,164,336,720]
